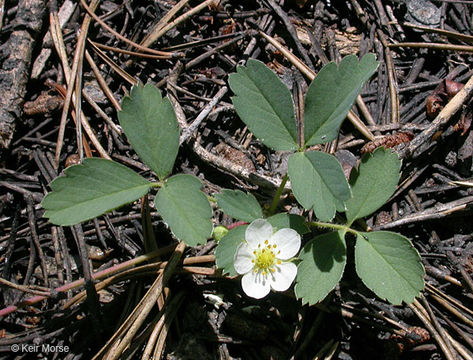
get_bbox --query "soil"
[1,0,473,359]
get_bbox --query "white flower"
[233,219,301,299]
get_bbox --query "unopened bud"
[213,226,229,242]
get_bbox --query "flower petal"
[245,219,273,248]
[269,262,297,292]
[234,243,254,274]
[241,271,271,299]
[270,228,301,260]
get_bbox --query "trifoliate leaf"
[229,59,298,151]
[304,54,378,146]
[295,231,347,305]
[155,174,212,246]
[355,231,425,305]
[288,151,351,221]
[42,158,152,226]
[118,83,179,180]
[345,147,401,224]
[215,190,263,222]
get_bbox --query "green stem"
[141,194,157,253]
[268,173,288,216]
[151,181,163,188]
[308,221,359,236]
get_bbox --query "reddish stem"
[226,221,248,230]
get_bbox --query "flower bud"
[213,225,229,242]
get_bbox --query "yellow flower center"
[252,240,281,275]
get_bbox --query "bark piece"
[0,0,47,148]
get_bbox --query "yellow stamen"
[253,246,277,274]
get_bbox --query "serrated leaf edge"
[156,175,212,246]
[304,54,378,146]
[347,148,401,223]
[295,231,347,305]
[230,59,298,150]
[355,231,424,304]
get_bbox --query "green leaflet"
[155,174,213,246]
[288,151,350,221]
[355,231,425,305]
[266,213,310,235]
[304,54,378,146]
[345,148,401,224]
[215,190,263,222]
[42,158,152,226]
[118,83,179,180]
[295,231,347,305]
[229,59,298,151]
[215,225,247,276]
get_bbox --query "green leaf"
[295,231,347,305]
[118,83,180,180]
[215,190,263,222]
[215,225,247,276]
[266,213,310,235]
[355,231,424,305]
[155,174,213,246]
[304,54,378,146]
[345,148,401,224]
[42,158,152,226]
[288,151,351,221]
[229,59,298,151]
